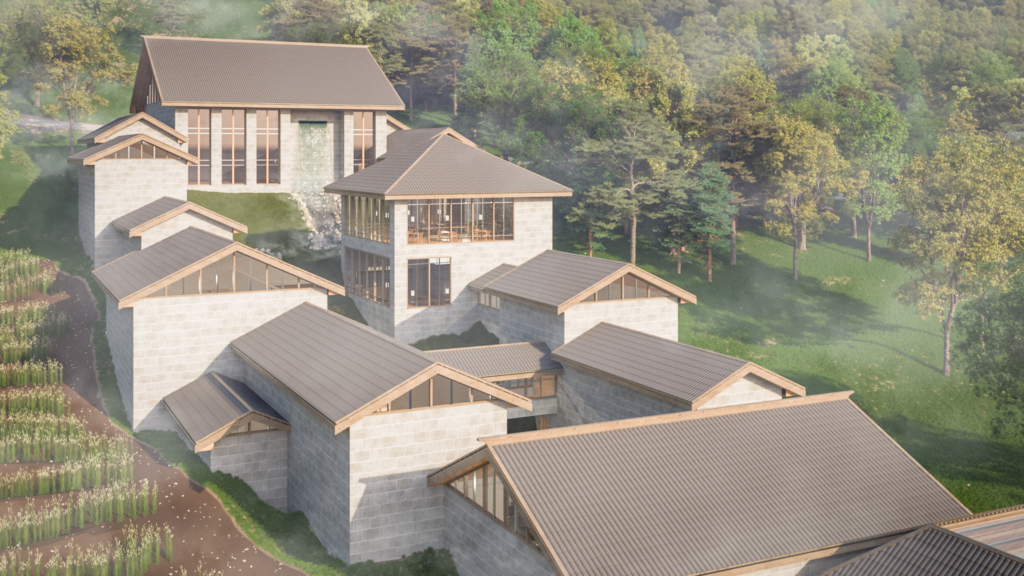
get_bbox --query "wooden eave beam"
[426,446,490,486]
[700,531,910,576]
[71,133,199,166]
[554,264,697,314]
[158,101,405,111]
[689,363,806,410]
[323,190,574,199]
[90,113,186,145]
[126,203,249,237]
[194,411,292,453]
[482,369,562,382]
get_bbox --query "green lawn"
[555,213,1023,514]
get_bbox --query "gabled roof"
[385,115,410,131]
[468,263,517,291]
[552,322,804,406]
[819,525,1024,576]
[92,228,344,308]
[426,342,562,380]
[324,133,572,199]
[230,303,533,433]
[481,251,696,313]
[78,112,185,145]
[68,133,198,166]
[942,505,1024,558]
[380,127,477,160]
[163,372,290,453]
[443,393,969,576]
[133,36,404,111]
[111,197,247,237]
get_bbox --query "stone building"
[324,128,573,343]
[131,36,406,194]
[91,227,344,429]
[71,114,193,267]
[111,196,246,255]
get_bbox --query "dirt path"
[0,272,306,575]
[16,114,103,134]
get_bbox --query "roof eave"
[157,101,406,111]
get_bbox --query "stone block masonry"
[562,297,679,347]
[498,300,564,348]
[242,364,352,561]
[550,365,686,428]
[444,487,556,576]
[347,401,507,564]
[698,374,784,410]
[106,299,134,424]
[82,159,188,267]
[126,290,327,430]
[208,430,289,511]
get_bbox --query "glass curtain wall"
[376,375,494,413]
[344,248,391,305]
[256,110,280,184]
[448,464,540,551]
[581,273,672,302]
[105,140,176,160]
[187,109,210,185]
[407,198,513,243]
[146,253,315,298]
[222,109,245,185]
[408,258,450,307]
[343,195,391,243]
[353,111,375,172]
[492,374,557,399]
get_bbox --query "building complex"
[70,36,1024,576]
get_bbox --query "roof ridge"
[579,322,751,366]
[483,391,855,447]
[209,372,254,413]
[939,503,1024,528]
[425,341,549,354]
[298,302,433,361]
[449,138,571,191]
[383,135,450,195]
[142,35,373,50]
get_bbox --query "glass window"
[391,391,411,411]
[493,473,506,522]
[406,199,514,244]
[345,248,391,306]
[447,464,537,549]
[188,109,211,185]
[166,278,183,296]
[410,380,431,409]
[452,381,471,404]
[182,270,200,295]
[353,111,376,172]
[222,109,245,185]
[433,376,453,406]
[473,468,486,508]
[428,258,451,306]
[201,255,234,294]
[342,195,391,243]
[579,274,676,303]
[256,110,280,184]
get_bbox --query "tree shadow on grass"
[816,228,905,264]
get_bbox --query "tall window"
[187,109,210,185]
[256,110,279,184]
[222,109,245,185]
[342,195,391,243]
[408,258,450,307]
[407,198,513,244]
[374,375,494,414]
[145,253,318,298]
[353,111,375,172]
[345,248,391,305]
[446,464,541,552]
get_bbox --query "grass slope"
[556,213,1023,513]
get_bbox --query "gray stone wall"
[242,363,352,562]
[127,290,326,430]
[374,112,387,159]
[476,303,500,338]
[346,197,552,344]
[550,365,687,428]
[497,300,564,348]
[699,374,784,410]
[144,103,176,129]
[348,401,507,564]
[339,235,395,337]
[106,298,134,424]
[562,297,679,346]
[207,430,289,511]
[84,159,188,267]
[443,487,556,576]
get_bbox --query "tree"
[40,14,135,155]
[836,88,908,262]
[890,122,1024,376]
[663,163,736,280]
[0,0,53,108]
[763,115,846,280]
[0,73,19,159]
[566,185,622,257]
[575,99,689,264]
[684,55,776,266]
[955,273,1024,435]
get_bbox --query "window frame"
[187,108,211,185]
[344,247,391,306]
[221,109,246,185]
[256,109,280,184]
[407,257,451,308]
[144,253,324,300]
[444,463,543,553]
[353,111,376,172]
[406,198,514,244]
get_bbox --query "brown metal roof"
[142,36,404,109]
[324,134,573,198]
[552,322,804,404]
[468,263,517,291]
[945,506,1024,559]
[820,526,1024,576]
[111,197,247,236]
[231,303,533,431]
[78,112,185,145]
[483,251,627,310]
[484,393,970,576]
[380,127,477,160]
[91,227,344,306]
[67,133,198,165]
[163,372,287,447]
[426,342,562,379]
[93,227,233,301]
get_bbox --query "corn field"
[0,414,87,462]
[0,435,134,498]
[0,522,174,576]
[0,248,56,305]
[0,387,68,416]
[0,479,159,548]
[0,360,62,387]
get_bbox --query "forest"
[3,0,1024,490]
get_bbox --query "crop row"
[0,387,68,416]
[0,479,159,548]
[0,521,174,576]
[0,437,134,499]
[0,249,46,283]
[0,272,56,304]
[0,359,63,387]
